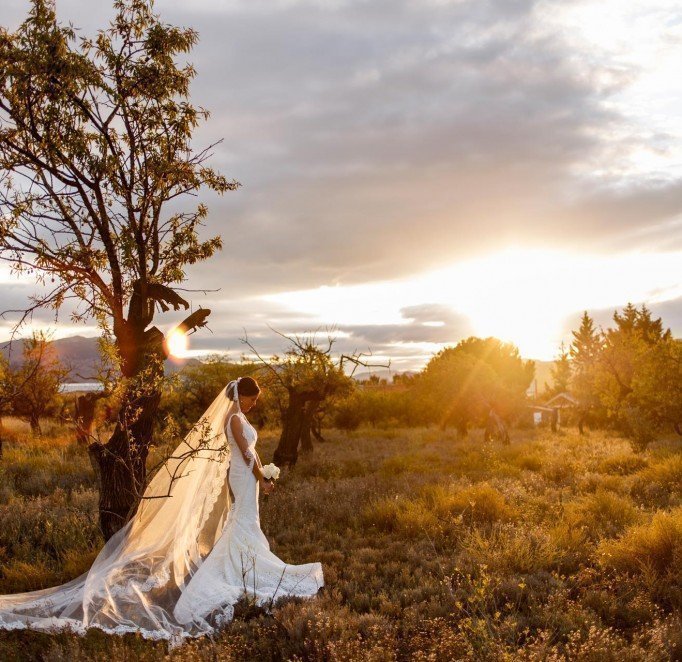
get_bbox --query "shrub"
[598,453,648,476]
[565,490,641,541]
[599,507,682,577]
[419,482,517,525]
[630,455,682,508]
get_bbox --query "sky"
[2,0,682,370]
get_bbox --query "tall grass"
[1,425,681,659]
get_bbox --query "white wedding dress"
[173,410,324,625]
[0,381,324,645]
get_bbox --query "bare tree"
[0,0,238,538]
[244,329,385,466]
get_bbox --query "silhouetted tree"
[246,331,374,466]
[0,1,237,538]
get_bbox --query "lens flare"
[165,328,189,359]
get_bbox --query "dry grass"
[1,425,682,660]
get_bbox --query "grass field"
[1,420,682,660]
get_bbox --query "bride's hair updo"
[226,376,260,401]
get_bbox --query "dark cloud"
[337,303,472,345]
[153,299,468,366]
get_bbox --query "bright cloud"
[265,248,682,359]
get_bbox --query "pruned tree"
[244,329,381,466]
[0,0,238,538]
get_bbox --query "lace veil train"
[0,380,243,644]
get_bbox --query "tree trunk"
[300,403,316,455]
[578,411,586,435]
[484,409,509,444]
[0,417,4,459]
[89,381,161,540]
[84,296,206,541]
[75,392,106,446]
[88,326,165,541]
[311,413,325,442]
[274,392,308,466]
[30,414,41,436]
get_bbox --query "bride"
[0,377,324,645]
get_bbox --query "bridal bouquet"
[262,463,281,482]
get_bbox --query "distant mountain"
[1,336,557,389]
[0,335,200,382]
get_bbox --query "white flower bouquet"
[261,463,281,481]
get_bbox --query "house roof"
[545,392,579,408]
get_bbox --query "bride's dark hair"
[227,376,260,401]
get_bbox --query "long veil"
[0,381,242,644]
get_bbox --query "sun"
[165,328,189,359]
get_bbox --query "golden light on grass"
[165,328,189,359]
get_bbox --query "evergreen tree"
[612,303,670,343]
[550,342,571,395]
[569,312,602,432]
[570,312,601,368]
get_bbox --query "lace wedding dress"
[0,380,324,645]
[173,410,324,625]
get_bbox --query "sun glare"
[165,328,189,359]
[264,248,682,361]
[426,249,682,358]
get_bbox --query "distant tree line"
[157,335,535,452]
[4,303,680,509]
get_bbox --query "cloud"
[337,304,472,345]
[558,296,682,347]
[157,0,682,296]
[3,0,682,368]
